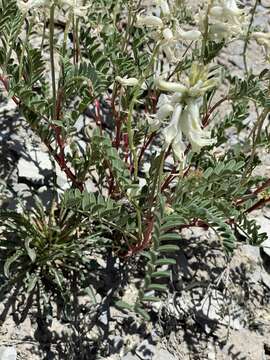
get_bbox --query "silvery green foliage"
[0,0,269,320]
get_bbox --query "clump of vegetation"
[0,0,269,321]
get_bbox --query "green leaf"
[155,258,176,266]
[25,238,36,263]
[115,300,133,312]
[151,271,171,278]
[158,244,180,252]
[85,286,97,305]
[26,274,38,293]
[160,233,181,241]
[134,306,151,321]
[147,284,167,292]
[141,295,161,302]
[161,219,185,231]
[51,268,64,290]
[4,249,23,278]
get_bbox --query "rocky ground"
[1,1,270,359]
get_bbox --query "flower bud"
[210,6,223,17]
[157,0,170,17]
[176,28,202,41]
[136,15,163,28]
[115,76,139,87]
[155,78,187,93]
[17,0,50,12]
[162,28,174,42]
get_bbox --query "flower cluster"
[17,0,89,17]
[252,32,270,59]
[197,0,247,41]
[135,1,202,63]
[16,0,51,12]
[153,64,219,161]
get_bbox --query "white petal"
[157,94,171,108]
[115,76,139,86]
[163,104,183,146]
[162,45,177,63]
[210,6,224,17]
[224,0,242,16]
[156,103,174,121]
[180,101,215,153]
[172,137,186,161]
[163,28,174,42]
[188,100,203,132]
[136,15,163,28]
[155,78,187,93]
[160,0,170,16]
[189,133,216,153]
[146,114,160,128]
[17,0,49,11]
[252,32,270,40]
[176,28,202,41]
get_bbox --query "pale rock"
[218,329,265,360]
[153,349,176,360]
[0,346,17,360]
[17,148,52,182]
[261,239,270,258]
[136,340,156,360]
[121,353,140,360]
[261,271,270,289]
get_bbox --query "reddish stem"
[1,75,84,191]
[202,96,229,127]
[111,91,123,149]
[124,216,154,257]
[138,131,156,167]
[45,141,84,191]
[0,75,20,105]
[244,197,270,213]
[123,217,209,258]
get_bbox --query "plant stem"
[127,44,160,180]
[243,0,259,74]
[201,1,212,63]
[149,150,166,215]
[18,18,34,81]
[242,106,270,180]
[49,4,57,119]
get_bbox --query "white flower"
[156,94,174,121]
[198,0,245,41]
[155,65,217,159]
[222,0,242,17]
[136,15,163,28]
[209,6,224,18]
[252,32,270,56]
[180,99,215,153]
[146,114,160,128]
[162,28,174,42]
[176,28,202,41]
[172,136,186,161]
[60,0,90,17]
[209,22,240,41]
[163,104,183,146]
[115,76,139,87]
[155,64,219,98]
[163,104,186,160]
[156,0,171,17]
[17,0,50,12]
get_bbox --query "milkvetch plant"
[0,0,270,321]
